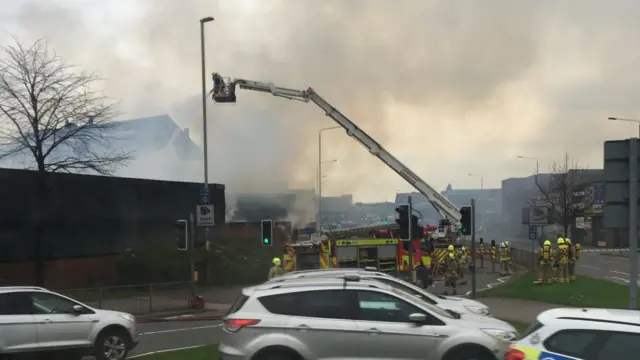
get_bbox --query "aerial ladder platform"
[210,77,462,238]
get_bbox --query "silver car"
[219,274,516,360]
[0,286,139,359]
[270,268,492,317]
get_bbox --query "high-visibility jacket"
[557,244,570,264]
[499,248,509,261]
[268,265,285,279]
[539,245,552,264]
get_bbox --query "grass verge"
[482,272,637,308]
[141,345,219,359]
[500,318,530,334]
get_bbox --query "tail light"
[504,346,525,360]
[223,318,261,333]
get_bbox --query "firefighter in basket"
[443,252,459,296]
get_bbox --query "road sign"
[528,226,537,241]
[529,206,548,225]
[204,226,211,241]
[197,205,214,226]
[200,187,210,204]
[604,139,640,228]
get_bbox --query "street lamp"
[318,126,341,231]
[468,173,484,190]
[608,117,640,137]
[200,16,214,193]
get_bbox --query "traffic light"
[261,219,273,246]
[175,219,188,251]
[395,205,409,239]
[459,206,472,235]
[411,215,421,239]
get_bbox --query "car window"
[29,292,78,314]
[259,290,356,320]
[0,292,35,315]
[226,294,249,315]
[390,288,453,319]
[373,278,437,305]
[596,332,640,360]
[357,290,424,323]
[519,321,543,340]
[544,330,598,358]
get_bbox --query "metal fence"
[509,247,538,269]
[58,281,196,315]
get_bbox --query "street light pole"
[608,117,640,138]
[318,126,341,231]
[200,16,214,192]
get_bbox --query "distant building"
[440,186,502,238]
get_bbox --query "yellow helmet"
[566,238,572,244]
[575,243,581,250]
[272,257,281,265]
[448,253,455,259]
[557,238,564,244]
[544,240,551,246]
[211,71,218,75]
[461,246,466,250]
[505,241,509,246]
[448,245,454,251]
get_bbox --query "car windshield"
[391,288,454,319]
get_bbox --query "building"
[440,185,502,238]
[320,194,354,225]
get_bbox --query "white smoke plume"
[2,0,640,209]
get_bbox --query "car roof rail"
[363,266,378,271]
[0,286,47,291]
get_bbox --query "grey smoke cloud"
[2,0,640,202]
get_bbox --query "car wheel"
[255,348,301,360]
[95,329,130,360]
[444,345,494,360]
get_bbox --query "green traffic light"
[263,238,269,244]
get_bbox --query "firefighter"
[534,240,553,285]
[499,242,510,276]
[566,238,576,282]
[211,72,226,95]
[457,246,469,285]
[556,238,570,283]
[505,241,513,273]
[268,257,285,280]
[443,252,459,295]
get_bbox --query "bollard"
[490,245,497,273]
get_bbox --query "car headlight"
[118,313,136,323]
[465,306,490,315]
[482,329,518,342]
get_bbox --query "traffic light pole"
[470,198,477,299]
[408,196,415,283]
[189,213,196,296]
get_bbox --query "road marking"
[129,345,207,358]
[139,324,221,336]
[610,276,630,283]
[579,265,600,270]
[611,270,631,276]
[464,276,510,296]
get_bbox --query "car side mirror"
[408,313,428,324]
[71,305,84,314]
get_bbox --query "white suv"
[0,286,139,360]
[271,268,492,317]
[220,275,517,360]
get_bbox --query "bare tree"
[536,155,585,238]
[0,38,132,285]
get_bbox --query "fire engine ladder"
[212,77,461,229]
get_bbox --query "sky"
[1,0,640,203]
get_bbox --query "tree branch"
[0,37,132,174]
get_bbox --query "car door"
[354,290,439,360]
[591,331,640,360]
[0,292,39,352]
[285,290,360,359]
[28,291,96,349]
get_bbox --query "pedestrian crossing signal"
[261,219,273,247]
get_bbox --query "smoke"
[3,0,640,208]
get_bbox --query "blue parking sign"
[528,226,537,241]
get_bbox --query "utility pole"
[630,139,638,309]
[408,196,415,283]
[188,213,196,296]
[471,198,477,298]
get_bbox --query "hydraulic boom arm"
[215,78,461,224]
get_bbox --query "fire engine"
[283,224,444,274]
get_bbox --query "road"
[128,320,223,358]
